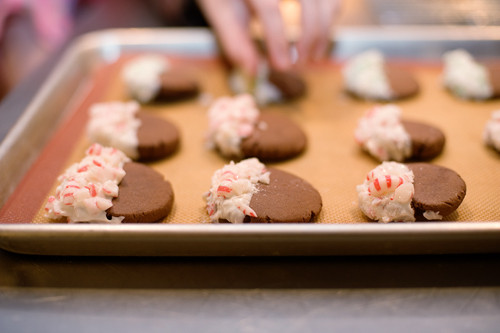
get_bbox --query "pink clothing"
[0,0,74,49]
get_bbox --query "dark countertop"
[1,1,500,331]
[1,250,500,332]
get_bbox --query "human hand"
[296,0,342,63]
[197,0,342,75]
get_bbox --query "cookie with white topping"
[204,158,322,223]
[87,101,180,161]
[442,49,500,100]
[357,162,466,222]
[45,144,174,223]
[206,94,307,162]
[342,49,419,101]
[355,104,445,162]
[121,54,199,103]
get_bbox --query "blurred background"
[1,0,499,101]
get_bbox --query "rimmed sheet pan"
[0,27,499,256]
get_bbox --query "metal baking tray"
[1,27,500,256]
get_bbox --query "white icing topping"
[342,49,393,100]
[423,210,443,220]
[45,144,130,223]
[121,54,169,103]
[443,49,492,100]
[229,61,282,106]
[206,94,260,157]
[357,161,415,223]
[483,109,500,151]
[203,158,270,223]
[355,104,412,162]
[87,101,141,160]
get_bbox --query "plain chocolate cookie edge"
[240,113,308,162]
[136,112,180,161]
[402,120,446,161]
[244,168,322,223]
[385,65,420,100]
[156,68,200,101]
[107,162,174,222]
[268,69,307,100]
[407,163,466,219]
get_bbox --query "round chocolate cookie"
[157,68,200,101]
[345,64,419,101]
[240,113,307,161]
[268,69,307,100]
[136,112,180,161]
[407,163,466,219]
[385,65,420,100]
[401,120,446,160]
[107,162,174,222]
[244,168,322,223]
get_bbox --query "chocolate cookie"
[228,63,306,105]
[445,62,500,100]
[401,120,446,160]
[343,50,419,101]
[268,69,307,100]
[245,168,322,223]
[107,162,174,222]
[385,65,420,100]
[157,68,200,101]
[45,144,173,223]
[355,105,445,162]
[357,161,465,222]
[407,163,466,219]
[442,50,499,100]
[122,55,199,103]
[136,111,180,161]
[240,113,307,161]
[87,101,180,161]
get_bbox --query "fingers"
[198,0,342,74]
[246,0,291,71]
[297,0,341,63]
[296,0,319,63]
[197,0,259,75]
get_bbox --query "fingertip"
[295,39,313,65]
[221,38,259,76]
[242,56,259,77]
[312,39,330,62]
[269,51,292,71]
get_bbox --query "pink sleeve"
[0,0,75,49]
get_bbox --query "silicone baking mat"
[2,54,500,223]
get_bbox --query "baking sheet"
[0,27,500,256]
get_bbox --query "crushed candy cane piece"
[357,161,415,223]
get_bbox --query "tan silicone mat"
[3,54,500,224]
